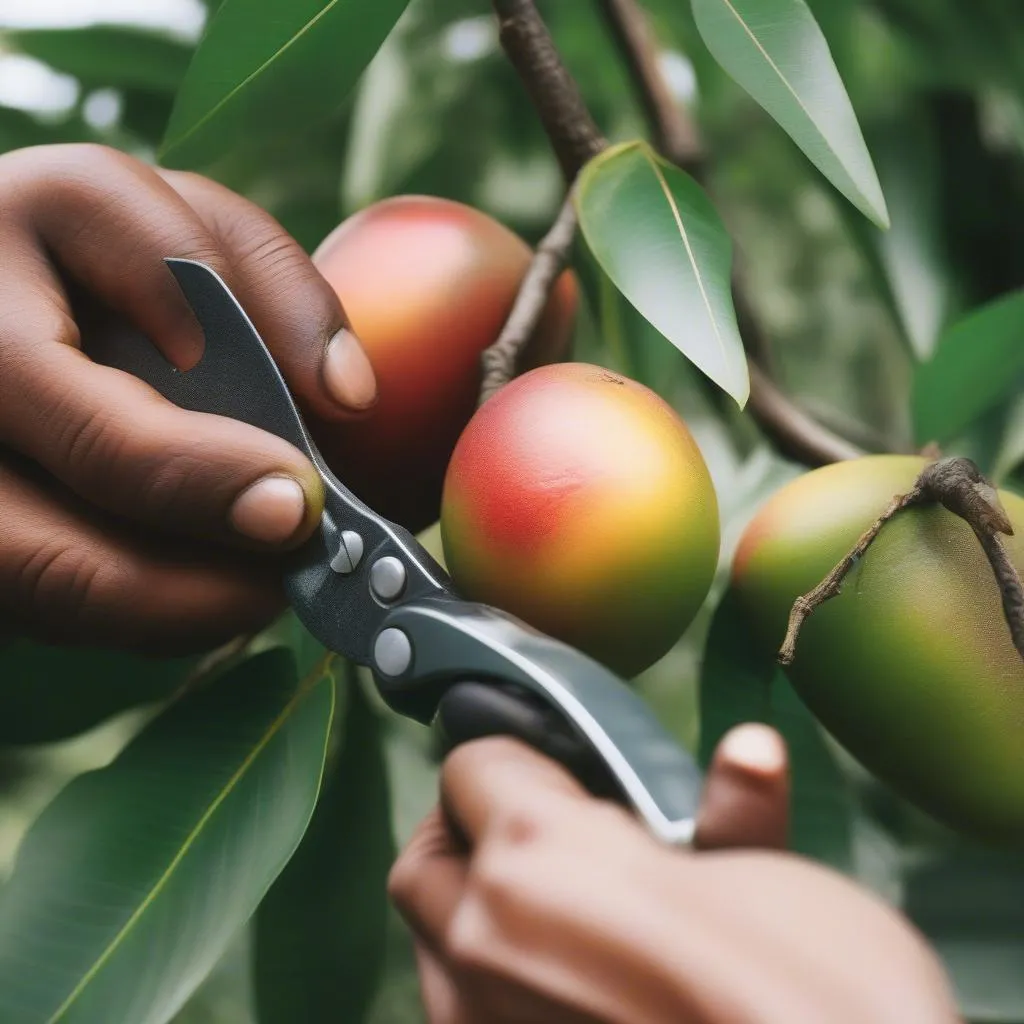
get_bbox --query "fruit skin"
[311,195,578,534]
[440,362,720,679]
[733,454,1024,846]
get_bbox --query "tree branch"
[747,363,866,466]
[493,0,606,181]
[595,0,704,174]
[479,192,579,406]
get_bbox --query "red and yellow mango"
[733,455,1024,845]
[312,195,578,533]
[441,363,720,678]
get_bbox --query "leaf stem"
[479,192,579,405]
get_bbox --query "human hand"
[389,725,961,1024]
[0,143,377,654]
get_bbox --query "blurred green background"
[1,0,1024,1021]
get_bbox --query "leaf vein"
[642,148,733,382]
[162,0,342,158]
[47,658,333,1022]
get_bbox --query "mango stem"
[779,457,1024,666]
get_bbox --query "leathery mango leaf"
[690,0,889,228]
[700,589,855,869]
[3,26,192,94]
[912,290,1024,445]
[254,670,395,1023]
[160,0,412,169]
[0,641,196,745]
[575,141,749,406]
[0,648,335,1024]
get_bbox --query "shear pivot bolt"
[330,530,364,574]
[370,556,407,602]
[375,628,412,676]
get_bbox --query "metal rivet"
[330,530,364,574]
[370,556,407,602]
[374,628,412,676]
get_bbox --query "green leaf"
[690,0,889,228]
[992,394,1024,486]
[699,589,854,868]
[771,675,855,870]
[256,609,328,682]
[869,116,949,360]
[0,106,95,155]
[575,140,748,406]
[912,290,1024,445]
[698,588,773,765]
[0,642,196,746]
[2,26,192,94]
[254,670,395,1023]
[160,0,412,170]
[0,648,335,1024]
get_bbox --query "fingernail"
[721,724,786,774]
[323,328,377,410]
[230,476,307,545]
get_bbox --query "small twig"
[479,192,579,405]
[779,457,1024,665]
[747,362,866,466]
[493,0,606,181]
[778,488,924,665]
[973,528,1024,658]
[595,0,703,174]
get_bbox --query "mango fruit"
[441,363,720,678]
[733,454,1024,845]
[311,195,578,533]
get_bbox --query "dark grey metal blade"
[88,258,451,664]
[89,258,313,457]
[377,598,702,846]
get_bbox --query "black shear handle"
[436,683,627,803]
[374,599,702,847]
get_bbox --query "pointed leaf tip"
[691,0,888,228]
[576,141,749,407]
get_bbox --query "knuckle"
[493,803,550,847]
[465,845,525,916]
[53,405,123,487]
[237,228,302,275]
[49,403,211,522]
[11,541,105,629]
[443,893,508,977]
[137,451,210,520]
[444,916,488,973]
[386,856,418,908]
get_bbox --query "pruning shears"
[90,258,704,847]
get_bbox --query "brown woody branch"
[595,0,704,175]
[747,363,865,466]
[479,192,578,406]
[493,0,606,181]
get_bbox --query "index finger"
[157,169,377,422]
